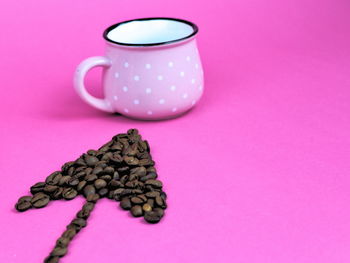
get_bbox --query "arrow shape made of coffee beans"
[15,129,167,263]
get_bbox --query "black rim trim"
[103,17,198,47]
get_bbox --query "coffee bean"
[15,196,32,212]
[120,175,128,184]
[85,174,97,182]
[118,166,129,175]
[86,193,99,203]
[77,180,87,192]
[51,246,67,257]
[75,158,86,166]
[44,256,59,263]
[71,218,87,230]
[160,191,167,200]
[103,166,114,175]
[46,172,62,185]
[132,189,143,194]
[44,185,58,193]
[144,211,162,223]
[145,179,163,188]
[30,182,46,194]
[83,202,95,212]
[140,172,157,182]
[85,167,93,175]
[75,171,86,179]
[153,208,164,217]
[94,179,107,189]
[51,187,64,200]
[58,176,71,186]
[68,178,79,186]
[87,149,97,156]
[155,196,164,207]
[67,166,75,176]
[110,154,123,164]
[147,198,154,207]
[124,156,139,166]
[112,171,120,180]
[137,194,147,202]
[62,228,76,240]
[130,205,143,217]
[56,237,70,247]
[131,197,143,204]
[62,188,77,200]
[83,185,96,197]
[98,188,108,197]
[77,209,90,219]
[120,197,132,210]
[145,191,160,198]
[142,203,152,212]
[147,166,157,173]
[31,193,50,208]
[92,166,103,175]
[85,155,99,166]
[109,179,123,189]
[99,175,112,181]
[110,142,123,151]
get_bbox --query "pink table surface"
[1,0,350,262]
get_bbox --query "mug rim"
[103,17,199,47]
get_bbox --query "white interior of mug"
[105,18,196,45]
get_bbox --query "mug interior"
[104,18,198,46]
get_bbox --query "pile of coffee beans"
[15,129,167,263]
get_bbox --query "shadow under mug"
[74,17,204,120]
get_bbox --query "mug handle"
[74,56,113,112]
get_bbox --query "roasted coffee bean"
[145,179,163,188]
[145,191,160,198]
[77,209,90,219]
[68,178,79,186]
[15,196,32,211]
[103,166,114,175]
[85,167,93,175]
[85,155,99,166]
[75,171,86,179]
[71,218,87,230]
[144,211,162,223]
[95,161,107,168]
[51,187,64,200]
[83,202,95,212]
[124,156,139,166]
[85,174,98,182]
[130,205,143,217]
[110,154,123,163]
[153,208,164,217]
[140,172,157,182]
[132,189,143,194]
[131,197,143,204]
[160,191,167,200]
[110,142,122,151]
[142,203,152,212]
[31,193,50,208]
[92,166,103,175]
[30,182,46,194]
[109,179,123,189]
[117,166,129,174]
[83,185,96,197]
[51,246,67,257]
[44,256,59,263]
[147,166,157,173]
[56,237,70,247]
[86,193,99,203]
[94,179,107,189]
[98,188,108,197]
[147,198,154,207]
[67,166,75,176]
[58,176,71,186]
[61,161,74,172]
[77,180,87,192]
[120,175,128,184]
[120,197,132,210]
[46,172,62,185]
[112,171,120,180]
[155,196,164,207]
[62,188,78,200]
[62,228,76,240]
[125,181,136,188]
[120,189,133,197]
[100,175,112,182]
[87,149,97,156]
[44,185,58,193]
[75,158,86,166]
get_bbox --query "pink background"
[1,0,350,262]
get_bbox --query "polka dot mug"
[74,17,204,120]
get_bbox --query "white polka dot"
[159,99,165,104]
[191,79,196,84]
[124,108,129,113]
[133,99,140,105]
[145,64,151,69]
[113,95,118,101]
[183,93,188,99]
[134,75,140,81]
[157,75,163,80]
[123,86,128,92]
[180,71,185,77]
[172,107,177,112]
[147,110,153,115]
[168,62,174,67]
[145,88,152,94]
[124,62,129,68]
[114,72,119,78]
[170,85,176,91]
[186,56,191,61]
[199,85,203,90]
[195,64,199,69]
[192,100,196,105]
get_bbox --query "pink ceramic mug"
[74,17,204,120]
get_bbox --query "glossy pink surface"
[1,0,350,262]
